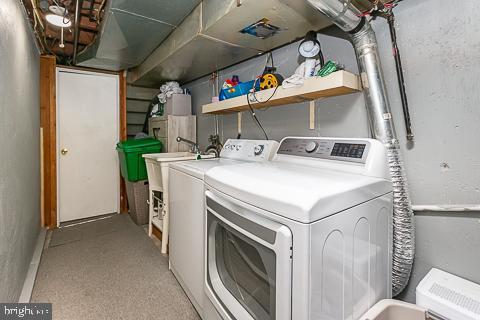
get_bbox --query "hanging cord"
[246,78,279,140]
[244,51,284,140]
[63,5,70,25]
[247,91,269,140]
[251,51,280,110]
[317,43,325,68]
[251,76,279,109]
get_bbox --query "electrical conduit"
[305,0,414,296]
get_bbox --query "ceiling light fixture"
[49,5,67,16]
[45,14,72,28]
[45,9,71,49]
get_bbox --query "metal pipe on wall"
[305,0,415,296]
[29,0,45,31]
[387,12,414,141]
[73,0,82,64]
[24,0,46,54]
[412,205,480,212]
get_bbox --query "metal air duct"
[76,0,202,71]
[305,0,415,296]
[128,0,333,86]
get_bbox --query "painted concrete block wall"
[0,0,41,302]
[185,0,480,302]
[373,0,480,302]
[372,0,480,206]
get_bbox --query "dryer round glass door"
[210,214,276,319]
[205,191,292,320]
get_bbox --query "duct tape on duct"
[240,18,280,39]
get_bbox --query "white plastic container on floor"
[358,299,426,320]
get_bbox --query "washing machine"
[204,137,393,320]
[168,139,279,320]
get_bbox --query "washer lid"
[169,158,242,180]
[205,161,392,223]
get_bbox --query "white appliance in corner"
[168,139,279,320]
[204,137,393,320]
[416,268,480,320]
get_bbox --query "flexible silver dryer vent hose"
[386,144,415,295]
[305,0,415,296]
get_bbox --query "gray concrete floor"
[31,214,200,320]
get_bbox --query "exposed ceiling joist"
[21,0,105,62]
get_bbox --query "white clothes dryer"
[204,137,393,320]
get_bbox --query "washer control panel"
[220,139,279,161]
[277,137,370,163]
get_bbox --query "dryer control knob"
[305,141,318,153]
[254,145,264,156]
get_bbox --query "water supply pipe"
[387,12,414,141]
[305,0,415,296]
[73,0,82,64]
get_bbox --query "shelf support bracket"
[309,101,315,130]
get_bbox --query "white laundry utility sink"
[143,152,207,162]
[143,152,215,190]
[142,152,215,253]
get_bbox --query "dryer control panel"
[220,139,279,161]
[275,137,389,179]
[277,137,371,164]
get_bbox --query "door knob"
[61,148,68,155]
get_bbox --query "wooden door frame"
[40,56,57,228]
[40,56,128,228]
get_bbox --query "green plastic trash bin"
[116,138,162,182]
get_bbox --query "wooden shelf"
[202,71,362,115]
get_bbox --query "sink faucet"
[176,136,199,154]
